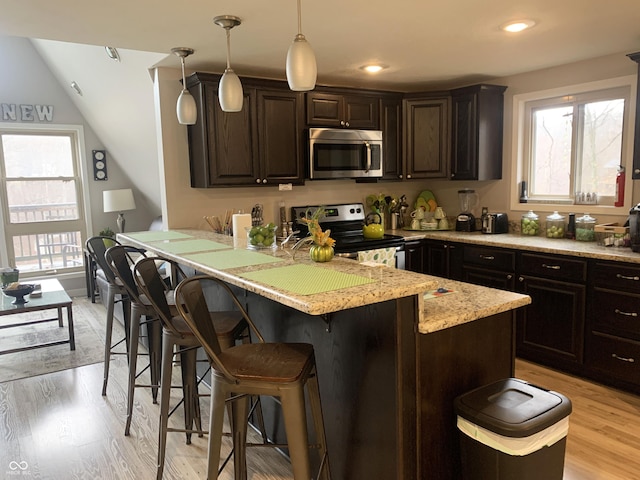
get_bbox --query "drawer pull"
[614,309,638,317]
[479,255,495,260]
[612,353,635,363]
[541,264,561,270]
[616,274,640,281]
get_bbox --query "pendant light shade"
[219,68,243,112]
[214,15,244,112]
[286,0,317,91]
[171,47,197,125]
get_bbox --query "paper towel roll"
[232,213,252,239]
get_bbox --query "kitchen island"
[119,229,530,480]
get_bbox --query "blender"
[456,189,479,231]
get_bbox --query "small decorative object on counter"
[595,223,631,247]
[545,211,565,238]
[565,213,576,239]
[575,213,597,241]
[615,165,625,207]
[301,207,335,262]
[520,210,540,236]
[246,223,278,249]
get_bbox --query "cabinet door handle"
[506,274,513,280]
[262,179,267,184]
[614,309,638,317]
[541,263,561,270]
[519,276,524,282]
[612,353,635,363]
[340,120,345,126]
[255,178,261,184]
[479,255,495,260]
[616,273,640,281]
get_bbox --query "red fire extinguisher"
[615,165,625,207]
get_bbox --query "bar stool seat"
[176,275,331,480]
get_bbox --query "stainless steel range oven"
[291,203,406,269]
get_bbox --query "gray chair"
[85,235,131,397]
[176,275,331,480]
[134,257,251,480]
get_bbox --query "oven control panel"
[291,203,365,223]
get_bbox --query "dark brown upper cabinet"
[306,90,380,129]
[403,95,451,179]
[450,84,507,181]
[380,95,403,180]
[186,73,304,187]
[627,52,640,179]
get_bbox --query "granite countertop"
[118,229,438,317]
[390,229,640,264]
[420,280,531,334]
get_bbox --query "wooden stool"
[176,275,331,480]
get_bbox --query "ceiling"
[2,0,640,90]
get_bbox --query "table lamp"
[103,188,136,233]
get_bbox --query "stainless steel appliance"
[291,203,406,268]
[456,189,479,232]
[630,203,640,252]
[482,213,509,234]
[308,128,383,179]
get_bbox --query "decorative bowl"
[2,283,36,305]
[246,224,278,250]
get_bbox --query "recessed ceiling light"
[105,46,121,61]
[501,19,536,33]
[360,64,388,74]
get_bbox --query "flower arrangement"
[301,207,335,247]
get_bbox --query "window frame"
[0,123,93,278]
[510,75,636,215]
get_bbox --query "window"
[514,77,635,211]
[0,126,89,276]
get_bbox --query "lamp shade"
[286,34,317,91]
[177,89,197,125]
[219,68,243,112]
[103,189,136,213]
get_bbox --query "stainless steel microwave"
[308,128,383,179]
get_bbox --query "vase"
[309,244,334,263]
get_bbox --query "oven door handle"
[335,252,358,259]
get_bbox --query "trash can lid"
[454,378,572,437]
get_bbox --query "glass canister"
[545,211,565,238]
[521,210,540,236]
[575,213,597,241]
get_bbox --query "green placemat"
[239,264,376,295]
[149,238,229,254]
[127,231,192,242]
[185,249,284,270]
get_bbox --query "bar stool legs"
[102,285,130,397]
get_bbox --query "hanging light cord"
[297,0,303,36]
[225,28,232,70]
[180,56,187,90]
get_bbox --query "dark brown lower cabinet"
[425,240,463,279]
[516,275,585,371]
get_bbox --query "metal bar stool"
[85,236,131,397]
[134,257,254,480]
[105,245,163,436]
[176,275,331,480]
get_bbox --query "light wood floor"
[1,302,639,479]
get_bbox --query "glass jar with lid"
[575,213,597,241]
[545,211,565,238]
[521,210,540,236]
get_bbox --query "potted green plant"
[99,227,116,247]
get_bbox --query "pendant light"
[214,15,243,112]
[171,47,197,125]
[286,0,317,91]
